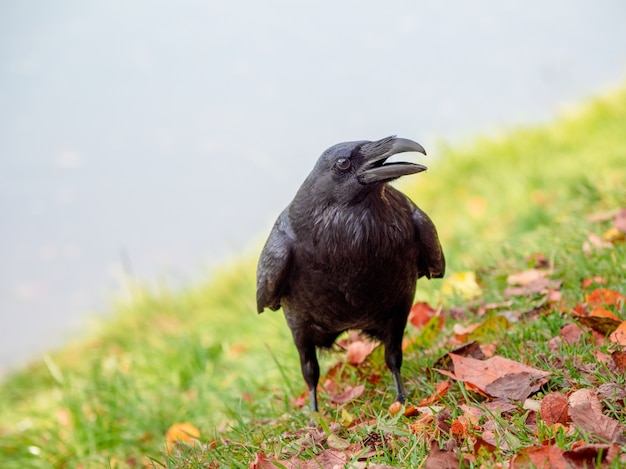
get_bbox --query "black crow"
[256,136,445,412]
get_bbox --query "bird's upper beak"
[357,136,427,184]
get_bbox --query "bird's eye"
[336,158,351,170]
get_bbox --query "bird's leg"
[384,333,407,404]
[293,335,320,413]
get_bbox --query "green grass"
[1,84,626,468]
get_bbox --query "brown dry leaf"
[540,392,570,425]
[438,354,551,400]
[300,449,348,468]
[578,315,622,336]
[510,445,567,469]
[568,388,626,444]
[424,440,461,469]
[615,207,626,233]
[165,422,200,451]
[433,341,485,372]
[597,383,626,402]
[563,443,621,469]
[249,452,295,469]
[611,350,626,371]
[590,307,621,321]
[329,384,365,404]
[586,288,626,308]
[559,323,583,345]
[609,321,626,346]
[408,301,439,329]
[346,339,379,366]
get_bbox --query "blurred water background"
[1,0,625,373]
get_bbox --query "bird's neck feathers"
[290,185,413,254]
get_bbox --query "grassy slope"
[1,85,625,468]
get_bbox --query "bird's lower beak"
[357,136,427,184]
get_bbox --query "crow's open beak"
[357,136,427,184]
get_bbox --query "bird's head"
[302,136,427,203]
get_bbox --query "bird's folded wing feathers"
[256,210,294,313]
[413,206,445,279]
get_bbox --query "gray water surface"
[2,0,626,372]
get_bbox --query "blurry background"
[1,0,625,372]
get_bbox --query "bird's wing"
[413,206,445,279]
[256,209,295,313]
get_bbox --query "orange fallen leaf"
[388,401,403,416]
[585,288,626,308]
[165,422,200,451]
[417,381,451,407]
[581,276,608,289]
[590,307,621,320]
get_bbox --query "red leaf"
[408,302,439,329]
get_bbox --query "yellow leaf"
[165,422,201,451]
[442,272,482,300]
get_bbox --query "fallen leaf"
[388,401,403,415]
[507,269,550,286]
[441,271,482,300]
[609,321,626,345]
[327,434,350,450]
[329,384,365,404]
[438,354,551,400]
[408,301,439,329]
[581,276,608,289]
[597,383,626,402]
[433,341,485,372]
[540,392,570,425]
[165,422,200,451]
[249,452,294,469]
[569,389,626,444]
[424,440,461,469]
[468,314,510,341]
[416,381,451,407]
[577,316,622,336]
[585,288,626,308]
[615,207,626,233]
[604,227,626,243]
[563,443,621,469]
[504,278,562,298]
[586,233,613,250]
[525,252,550,269]
[510,445,567,469]
[559,323,583,345]
[346,339,379,366]
[611,351,626,371]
